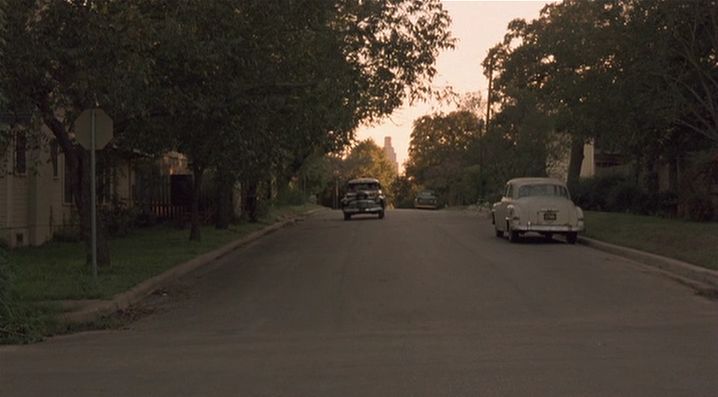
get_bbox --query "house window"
[50,140,59,177]
[15,132,26,174]
[64,156,73,204]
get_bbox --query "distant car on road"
[414,190,439,209]
[491,177,584,244]
[341,178,386,220]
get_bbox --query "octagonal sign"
[75,109,113,150]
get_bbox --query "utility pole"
[480,55,495,202]
[485,55,494,138]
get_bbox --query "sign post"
[75,108,113,281]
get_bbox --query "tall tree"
[340,139,398,196]
[406,111,480,200]
[1,0,155,266]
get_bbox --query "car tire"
[344,213,351,221]
[378,210,385,219]
[566,232,578,245]
[495,228,504,238]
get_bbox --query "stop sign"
[74,109,113,150]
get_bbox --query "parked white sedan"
[491,177,584,244]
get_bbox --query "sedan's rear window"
[517,184,568,198]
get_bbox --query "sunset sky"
[355,0,552,173]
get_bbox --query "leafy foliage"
[483,0,716,191]
[340,139,398,193]
[390,176,420,209]
[1,0,454,244]
[405,110,483,205]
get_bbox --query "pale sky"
[356,0,552,173]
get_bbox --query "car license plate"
[543,212,556,221]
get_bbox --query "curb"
[579,236,718,289]
[61,209,321,325]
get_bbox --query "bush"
[101,201,139,237]
[572,175,627,211]
[654,191,679,217]
[607,181,654,214]
[573,175,680,216]
[680,193,714,222]
[52,225,82,242]
[276,187,307,206]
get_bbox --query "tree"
[1,0,156,266]
[405,110,481,204]
[485,1,633,190]
[2,0,455,247]
[658,0,718,144]
[218,0,455,224]
[390,175,419,209]
[340,139,397,198]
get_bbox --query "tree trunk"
[566,137,585,191]
[243,179,258,223]
[189,165,204,241]
[215,170,234,230]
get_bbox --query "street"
[1,209,717,396]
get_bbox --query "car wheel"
[566,232,578,245]
[495,228,504,238]
[378,210,385,219]
[344,213,351,221]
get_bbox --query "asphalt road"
[2,209,717,396]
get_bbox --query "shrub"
[52,225,82,242]
[654,191,679,217]
[276,187,307,206]
[606,182,645,213]
[572,175,627,211]
[101,201,139,237]
[680,193,714,222]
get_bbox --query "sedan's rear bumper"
[414,204,438,209]
[513,224,583,233]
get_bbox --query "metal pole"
[91,109,97,281]
[481,56,495,202]
[485,56,494,137]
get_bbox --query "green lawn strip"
[584,211,718,270]
[10,204,318,303]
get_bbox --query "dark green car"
[341,178,386,220]
[414,190,439,209]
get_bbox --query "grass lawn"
[10,204,319,302]
[584,211,718,270]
